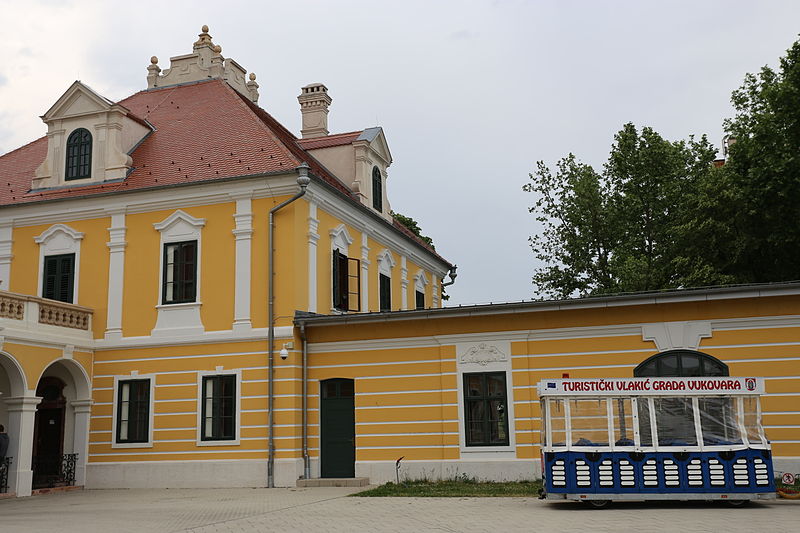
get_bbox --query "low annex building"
[0,27,798,497]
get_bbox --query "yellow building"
[0,27,797,497]
[0,27,452,496]
[295,286,800,482]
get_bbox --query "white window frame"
[152,210,206,336]
[111,373,155,449]
[34,224,84,304]
[196,368,242,446]
[455,341,516,457]
[377,248,395,311]
[414,269,429,309]
[329,224,354,313]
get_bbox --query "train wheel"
[585,499,611,509]
[724,499,749,507]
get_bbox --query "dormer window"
[65,128,92,180]
[372,166,383,212]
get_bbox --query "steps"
[296,477,370,487]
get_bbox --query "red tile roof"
[297,131,363,150]
[0,79,355,206]
[0,79,451,267]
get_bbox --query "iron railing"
[0,457,11,493]
[32,453,77,489]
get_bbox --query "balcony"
[0,290,93,343]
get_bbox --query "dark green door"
[320,378,355,478]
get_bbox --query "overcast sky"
[2,0,799,306]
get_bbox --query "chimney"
[298,83,331,138]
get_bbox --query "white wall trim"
[360,232,370,312]
[400,256,409,310]
[196,368,242,446]
[329,223,354,252]
[105,210,127,340]
[307,201,320,313]
[455,340,517,457]
[231,195,253,332]
[152,210,206,337]
[111,373,156,449]
[34,223,84,304]
[0,222,13,290]
[641,321,712,352]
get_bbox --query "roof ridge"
[229,87,356,198]
[217,80,302,169]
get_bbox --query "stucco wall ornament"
[460,343,508,366]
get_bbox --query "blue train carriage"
[537,377,775,508]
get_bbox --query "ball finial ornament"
[249,73,256,81]
[202,25,209,33]
[150,56,159,65]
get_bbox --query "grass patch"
[353,477,543,497]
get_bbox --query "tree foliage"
[717,38,800,282]
[525,37,800,298]
[524,124,718,298]
[392,211,435,250]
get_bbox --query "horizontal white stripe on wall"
[93,350,268,364]
[357,444,460,450]
[513,363,637,372]
[94,365,273,379]
[764,425,800,429]
[356,420,458,426]
[89,448,272,456]
[358,389,458,396]
[357,432,460,437]
[357,403,458,410]
[310,358,457,370]
[511,348,653,360]
[357,372,458,380]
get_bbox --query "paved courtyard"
[0,487,796,532]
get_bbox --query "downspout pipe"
[300,322,310,480]
[267,162,311,488]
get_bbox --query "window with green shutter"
[379,273,391,311]
[42,253,75,303]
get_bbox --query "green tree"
[715,37,800,282]
[524,123,718,299]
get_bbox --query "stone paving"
[0,487,796,532]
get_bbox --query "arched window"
[372,166,383,212]
[65,128,92,180]
[634,349,728,377]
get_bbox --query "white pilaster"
[231,195,253,332]
[0,222,13,290]
[400,256,409,310]
[4,395,41,497]
[307,202,319,313]
[105,210,127,340]
[71,399,93,487]
[360,232,370,312]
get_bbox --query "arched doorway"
[0,351,28,495]
[32,377,67,488]
[634,349,729,377]
[32,359,92,490]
